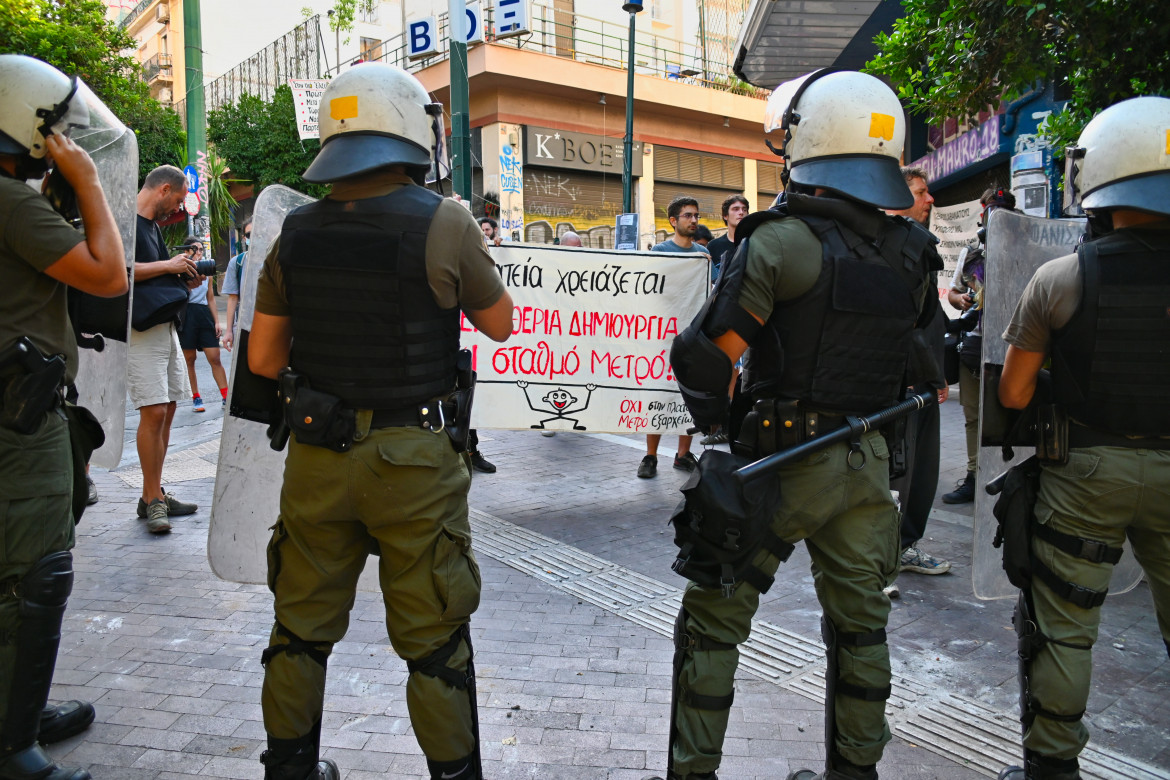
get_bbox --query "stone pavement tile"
[118,725,198,751]
[131,747,212,774]
[104,705,182,730]
[157,693,230,716]
[181,733,262,758]
[200,754,257,779]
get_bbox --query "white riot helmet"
[303,62,445,184]
[0,55,90,170]
[1066,95,1170,217]
[764,69,912,210]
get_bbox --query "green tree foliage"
[207,85,329,199]
[0,0,186,181]
[866,0,1170,152]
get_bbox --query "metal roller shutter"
[522,167,625,248]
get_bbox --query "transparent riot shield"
[70,82,136,469]
[209,186,313,584]
[972,209,1145,599]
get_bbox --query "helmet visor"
[63,81,130,157]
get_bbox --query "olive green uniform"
[0,174,84,728]
[671,219,905,776]
[1003,247,1170,760]
[951,251,983,474]
[254,172,505,764]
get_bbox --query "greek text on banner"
[463,244,709,434]
[288,79,329,141]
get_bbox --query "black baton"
[734,391,938,484]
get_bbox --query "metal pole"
[622,10,635,214]
[448,0,472,200]
[184,0,206,175]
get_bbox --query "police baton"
[734,391,938,484]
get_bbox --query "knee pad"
[261,620,332,670]
[1,551,75,754]
[820,616,890,765]
[1013,592,1089,731]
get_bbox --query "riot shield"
[69,82,136,469]
[972,209,1144,599]
[210,185,374,589]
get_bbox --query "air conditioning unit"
[157,87,172,104]
[156,3,169,22]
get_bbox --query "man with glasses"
[638,195,709,478]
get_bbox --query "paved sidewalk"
[49,355,1169,779]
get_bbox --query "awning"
[733,0,903,89]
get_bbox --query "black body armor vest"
[743,196,934,415]
[1050,228,1170,437]
[277,185,460,410]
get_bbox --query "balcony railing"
[143,53,172,83]
[338,6,767,100]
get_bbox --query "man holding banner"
[655,70,942,780]
[246,64,512,780]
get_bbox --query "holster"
[1034,403,1069,465]
[0,337,66,435]
[443,349,476,454]
[279,371,356,453]
[885,415,908,480]
[991,456,1042,590]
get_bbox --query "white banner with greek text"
[930,199,982,292]
[464,244,709,434]
[288,79,329,141]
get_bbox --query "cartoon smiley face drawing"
[542,388,578,411]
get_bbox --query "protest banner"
[463,244,709,434]
[288,79,329,141]
[931,198,982,296]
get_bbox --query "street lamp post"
[621,1,643,215]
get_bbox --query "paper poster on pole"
[463,244,707,434]
[288,79,329,141]
[930,198,981,295]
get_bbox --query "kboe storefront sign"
[524,125,643,177]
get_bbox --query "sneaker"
[900,546,952,575]
[700,430,729,446]
[192,396,205,412]
[469,450,496,473]
[882,582,901,599]
[136,492,198,518]
[637,454,657,479]
[541,430,556,437]
[143,499,172,534]
[673,452,698,472]
[85,476,98,505]
[39,700,95,744]
[942,471,975,504]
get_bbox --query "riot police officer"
[652,69,942,780]
[246,63,513,780]
[996,96,1170,780]
[0,55,129,780]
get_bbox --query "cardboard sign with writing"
[464,244,708,434]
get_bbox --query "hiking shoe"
[85,476,98,505]
[469,450,496,473]
[192,396,205,412]
[673,452,698,472]
[637,454,657,479]
[942,471,975,504]
[883,582,901,599]
[136,492,198,518]
[900,546,952,575]
[39,700,95,744]
[700,430,729,446]
[144,499,171,534]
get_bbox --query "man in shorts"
[130,165,200,533]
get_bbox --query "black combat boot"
[787,752,878,780]
[38,701,95,745]
[261,724,339,780]
[998,754,1080,780]
[942,471,976,504]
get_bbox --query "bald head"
[560,231,583,247]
